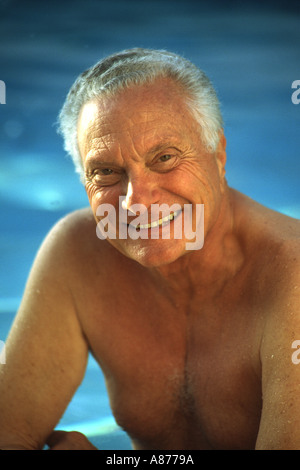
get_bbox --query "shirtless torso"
[59,189,298,450]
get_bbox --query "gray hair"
[58,48,223,182]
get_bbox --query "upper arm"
[0,214,89,449]
[256,247,300,449]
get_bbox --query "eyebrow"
[84,151,116,168]
[147,142,180,155]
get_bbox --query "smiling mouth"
[128,210,181,230]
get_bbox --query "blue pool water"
[0,0,299,450]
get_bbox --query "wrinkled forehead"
[77,79,200,151]
[78,78,191,129]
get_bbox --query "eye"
[153,153,178,172]
[86,167,120,186]
[159,154,172,162]
[100,168,114,175]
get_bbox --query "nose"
[121,173,160,214]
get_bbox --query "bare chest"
[80,283,263,450]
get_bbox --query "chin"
[141,246,191,268]
[114,238,188,268]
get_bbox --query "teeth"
[134,211,179,230]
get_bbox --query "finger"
[46,430,68,449]
[46,430,98,450]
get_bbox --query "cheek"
[174,158,221,201]
[197,157,223,194]
[85,183,121,216]
[85,182,101,211]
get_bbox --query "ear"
[215,131,227,179]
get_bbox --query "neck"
[149,187,244,300]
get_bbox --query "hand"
[46,430,98,450]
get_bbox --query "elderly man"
[0,48,299,450]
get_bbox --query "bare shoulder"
[42,207,103,261]
[44,207,124,281]
[232,190,300,334]
[47,207,96,246]
[232,188,300,327]
[231,188,300,277]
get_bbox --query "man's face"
[77,78,226,267]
